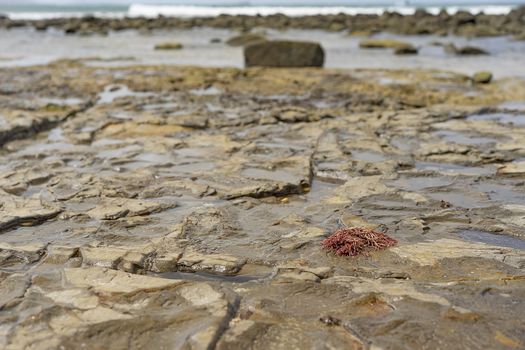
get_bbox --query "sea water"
[1,0,524,20]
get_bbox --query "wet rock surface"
[0,60,525,349]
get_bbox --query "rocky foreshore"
[2,6,525,38]
[1,59,525,349]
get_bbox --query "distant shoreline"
[1,6,524,38]
[0,4,521,21]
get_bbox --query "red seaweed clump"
[321,227,397,256]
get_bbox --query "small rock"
[151,251,183,273]
[0,242,46,265]
[276,271,320,282]
[514,33,525,41]
[359,39,414,50]
[472,71,493,84]
[443,306,481,321]
[226,33,266,47]
[394,46,419,55]
[498,161,525,175]
[244,40,325,68]
[0,191,62,232]
[319,315,342,326]
[154,42,183,50]
[80,246,127,269]
[444,43,488,55]
[43,246,79,264]
[276,261,332,279]
[178,250,246,275]
[347,30,377,37]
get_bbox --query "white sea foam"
[6,12,126,20]
[4,4,517,20]
[127,4,515,17]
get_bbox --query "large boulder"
[244,40,325,68]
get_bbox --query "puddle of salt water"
[47,128,65,142]
[351,150,387,162]
[242,168,299,183]
[459,230,525,250]
[476,183,525,205]
[97,85,155,104]
[499,100,525,111]
[39,97,84,106]
[155,271,266,283]
[415,161,495,176]
[388,176,454,191]
[427,192,490,209]
[189,86,222,96]
[433,130,498,145]
[468,113,525,126]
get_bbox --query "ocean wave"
[4,4,516,20]
[6,12,126,20]
[127,4,516,17]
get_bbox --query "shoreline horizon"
[1,3,523,20]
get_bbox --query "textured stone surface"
[0,61,525,349]
[244,40,325,67]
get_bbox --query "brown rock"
[244,40,324,68]
[226,33,266,47]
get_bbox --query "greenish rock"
[514,33,525,41]
[472,71,493,84]
[226,33,266,47]
[359,39,414,50]
[394,46,419,55]
[154,42,184,50]
[444,44,488,55]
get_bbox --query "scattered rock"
[472,71,493,84]
[444,43,489,55]
[0,58,524,350]
[359,39,414,50]
[5,10,525,40]
[394,46,419,55]
[514,33,525,41]
[443,306,481,321]
[347,30,377,37]
[319,315,342,326]
[226,33,266,47]
[154,42,183,50]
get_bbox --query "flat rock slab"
[1,61,525,350]
[1,267,236,350]
[0,190,62,232]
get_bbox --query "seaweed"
[321,227,397,257]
